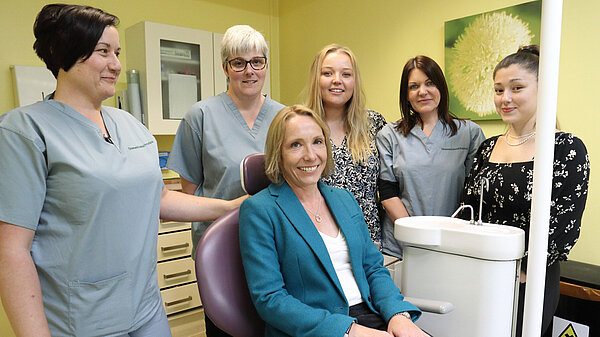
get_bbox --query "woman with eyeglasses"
[167,24,284,337]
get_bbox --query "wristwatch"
[393,311,412,320]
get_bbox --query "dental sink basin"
[394,216,525,336]
[395,216,524,261]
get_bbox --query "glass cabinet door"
[126,22,214,135]
[160,40,202,120]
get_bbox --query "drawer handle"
[164,296,193,307]
[163,269,192,280]
[161,243,190,252]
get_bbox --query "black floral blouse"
[461,132,590,269]
[321,110,386,243]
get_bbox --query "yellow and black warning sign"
[559,323,577,337]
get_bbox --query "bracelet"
[392,311,412,320]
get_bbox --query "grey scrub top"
[167,92,284,251]
[376,119,484,257]
[0,100,164,336]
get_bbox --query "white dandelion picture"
[445,1,541,120]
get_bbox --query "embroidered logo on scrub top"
[128,140,154,150]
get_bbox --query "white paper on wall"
[11,65,56,107]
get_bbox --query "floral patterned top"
[321,110,386,243]
[461,132,590,269]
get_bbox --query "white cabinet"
[126,22,214,135]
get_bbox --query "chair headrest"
[240,153,271,195]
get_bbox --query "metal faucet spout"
[451,204,475,225]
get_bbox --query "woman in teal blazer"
[239,105,424,337]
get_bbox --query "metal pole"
[522,0,563,336]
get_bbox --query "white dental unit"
[395,215,525,337]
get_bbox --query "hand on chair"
[387,314,428,337]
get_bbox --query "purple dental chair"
[195,153,268,337]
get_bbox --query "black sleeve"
[378,179,399,201]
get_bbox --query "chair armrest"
[403,296,454,314]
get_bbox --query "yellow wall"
[278,0,600,266]
[1,0,598,334]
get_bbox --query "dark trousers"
[349,302,387,330]
[515,262,561,337]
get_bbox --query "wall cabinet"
[126,22,214,135]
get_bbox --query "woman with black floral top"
[461,45,590,337]
[304,44,386,245]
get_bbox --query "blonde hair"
[220,25,269,64]
[265,105,334,183]
[303,44,372,163]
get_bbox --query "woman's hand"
[349,323,393,337]
[387,314,429,337]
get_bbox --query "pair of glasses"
[227,57,267,72]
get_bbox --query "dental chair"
[195,153,456,337]
[194,153,268,337]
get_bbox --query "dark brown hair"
[493,45,540,80]
[33,4,119,77]
[396,55,461,137]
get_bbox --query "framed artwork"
[445,1,541,120]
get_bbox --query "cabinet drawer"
[159,221,190,234]
[158,257,197,289]
[168,307,204,337]
[158,231,193,261]
[161,283,202,315]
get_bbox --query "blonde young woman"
[305,44,386,244]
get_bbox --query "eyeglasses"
[227,57,267,72]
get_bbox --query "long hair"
[304,44,372,163]
[396,55,461,137]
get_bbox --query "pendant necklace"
[304,195,323,223]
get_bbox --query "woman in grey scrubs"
[376,55,485,258]
[0,4,243,337]
[166,24,284,337]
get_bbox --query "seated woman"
[239,105,427,337]
[461,45,590,336]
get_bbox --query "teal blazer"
[239,181,420,337]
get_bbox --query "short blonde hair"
[265,105,334,184]
[220,25,268,64]
[303,44,372,163]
